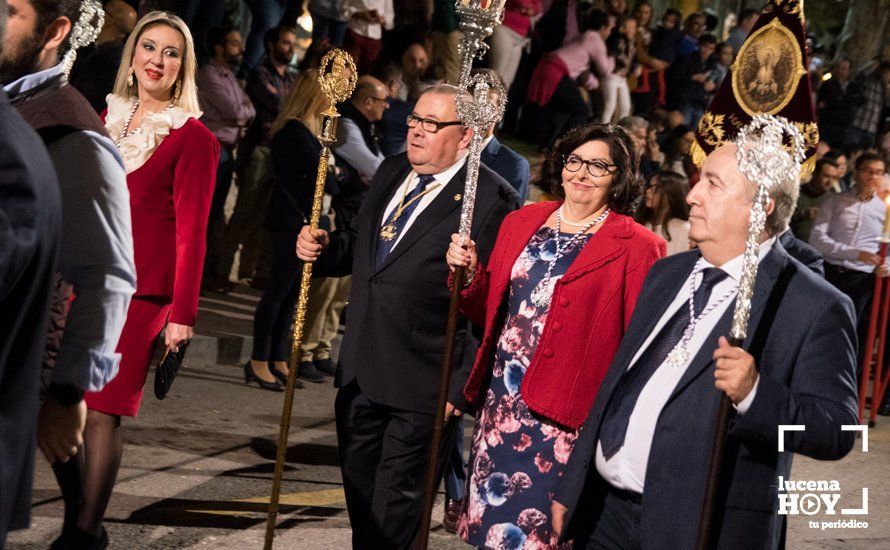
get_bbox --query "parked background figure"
[309,0,347,47]
[490,0,542,92]
[241,0,288,76]
[210,25,297,292]
[246,68,341,392]
[525,8,615,150]
[198,25,255,291]
[635,169,690,255]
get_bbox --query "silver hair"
[419,82,472,104]
[617,115,649,133]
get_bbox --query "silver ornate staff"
[696,114,805,550]
[61,0,105,76]
[415,3,507,547]
[455,0,506,87]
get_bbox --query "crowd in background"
[61,0,890,396]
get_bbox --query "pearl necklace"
[118,99,176,142]
[529,206,610,308]
[560,208,609,227]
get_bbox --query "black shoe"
[313,357,336,376]
[298,361,325,383]
[270,363,305,389]
[243,362,284,392]
[51,527,108,550]
[201,276,233,295]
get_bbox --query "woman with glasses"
[445,123,665,548]
[636,170,691,256]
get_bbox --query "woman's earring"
[127,67,134,87]
[174,80,182,101]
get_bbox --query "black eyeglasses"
[407,114,463,134]
[563,155,617,178]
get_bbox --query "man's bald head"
[99,0,136,44]
[352,75,390,122]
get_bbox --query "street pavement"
[7,288,890,549]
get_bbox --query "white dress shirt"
[380,155,468,251]
[809,188,888,272]
[595,238,775,493]
[337,117,385,179]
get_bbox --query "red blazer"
[104,114,219,326]
[459,202,666,429]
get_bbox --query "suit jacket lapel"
[617,252,700,363]
[667,243,788,403]
[374,163,466,273]
[368,162,413,269]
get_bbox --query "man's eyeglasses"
[858,168,885,177]
[563,155,617,178]
[407,114,463,134]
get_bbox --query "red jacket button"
[553,322,562,332]
[544,349,554,358]
[560,297,569,307]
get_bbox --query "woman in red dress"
[80,12,219,544]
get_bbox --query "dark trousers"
[580,487,643,550]
[311,12,347,47]
[539,75,592,149]
[242,0,288,74]
[335,380,435,550]
[343,31,383,75]
[204,144,235,278]
[251,230,300,361]
[825,263,874,362]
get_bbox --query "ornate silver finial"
[735,114,806,191]
[455,0,506,87]
[61,0,105,76]
[729,114,805,341]
[454,72,507,244]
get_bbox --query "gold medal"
[379,224,397,241]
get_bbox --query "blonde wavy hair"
[111,11,200,114]
[272,69,329,137]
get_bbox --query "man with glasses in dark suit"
[297,83,521,548]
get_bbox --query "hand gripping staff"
[263,49,356,550]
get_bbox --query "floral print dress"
[459,226,592,550]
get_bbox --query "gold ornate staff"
[263,49,356,550]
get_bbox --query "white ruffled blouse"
[105,93,202,174]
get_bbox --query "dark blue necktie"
[375,174,436,269]
[599,267,729,459]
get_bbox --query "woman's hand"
[165,323,193,353]
[446,233,478,275]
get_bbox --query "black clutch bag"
[154,341,189,400]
